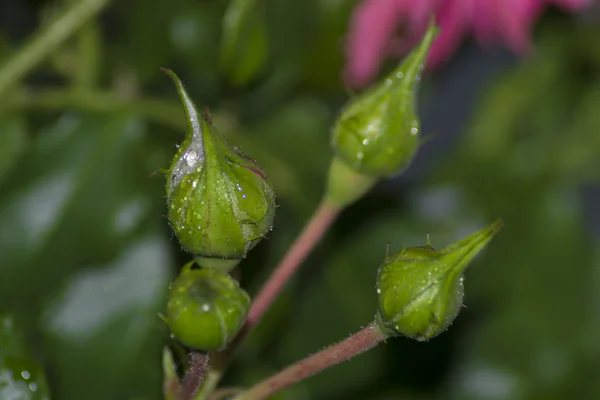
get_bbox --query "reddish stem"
[237,200,340,344]
[179,352,209,400]
[235,322,387,400]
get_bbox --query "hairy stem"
[192,351,228,400]
[235,322,388,400]
[179,352,210,400]
[0,0,112,96]
[237,199,341,344]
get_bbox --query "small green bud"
[163,69,276,271]
[166,262,251,351]
[331,22,437,177]
[376,220,502,341]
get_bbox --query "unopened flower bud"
[165,262,250,351]
[376,220,502,341]
[163,69,276,271]
[331,22,437,178]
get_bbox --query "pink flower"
[344,0,591,88]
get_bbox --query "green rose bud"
[165,261,251,351]
[331,22,437,177]
[163,69,276,271]
[376,220,502,341]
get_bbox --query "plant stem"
[237,199,341,344]
[179,352,210,400]
[7,88,185,128]
[74,20,102,89]
[0,0,112,97]
[235,322,388,400]
[192,352,228,400]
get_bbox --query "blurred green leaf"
[301,0,359,92]
[42,234,172,400]
[220,0,269,86]
[246,98,332,214]
[0,314,50,400]
[0,113,166,315]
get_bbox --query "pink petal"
[499,0,544,54]
[387,0,438,57]
[427,0,475,69]
[472,0,501,46]
[344,0,414,88]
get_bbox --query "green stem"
[74,20,102,89]
[7,88,184,128]
[235,322,388,400]
[0,0,113,97]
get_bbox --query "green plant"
[1,2,598,400]
[158,24,502,400]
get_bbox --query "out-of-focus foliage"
[0,1,598,399]
[0,315,49,399]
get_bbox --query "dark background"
[1,1,599,399]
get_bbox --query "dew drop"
[362,139,369,145]
[410,127,418,135]
[385,78,392,86]
[376,288,381,294]
[357,152,364,160]
[202,304,211,312]
[21,371,30,380]
[185,150,198,167]
[29,383,37,392]
[242,194,247,199]
[396,71,404,79]
[192,180,198,188]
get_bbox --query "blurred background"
[1,0,599,399]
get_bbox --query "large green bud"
[331,23,437,178]
[165,262,251,351]
[163,69,276,271]
[376,220,502,341]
